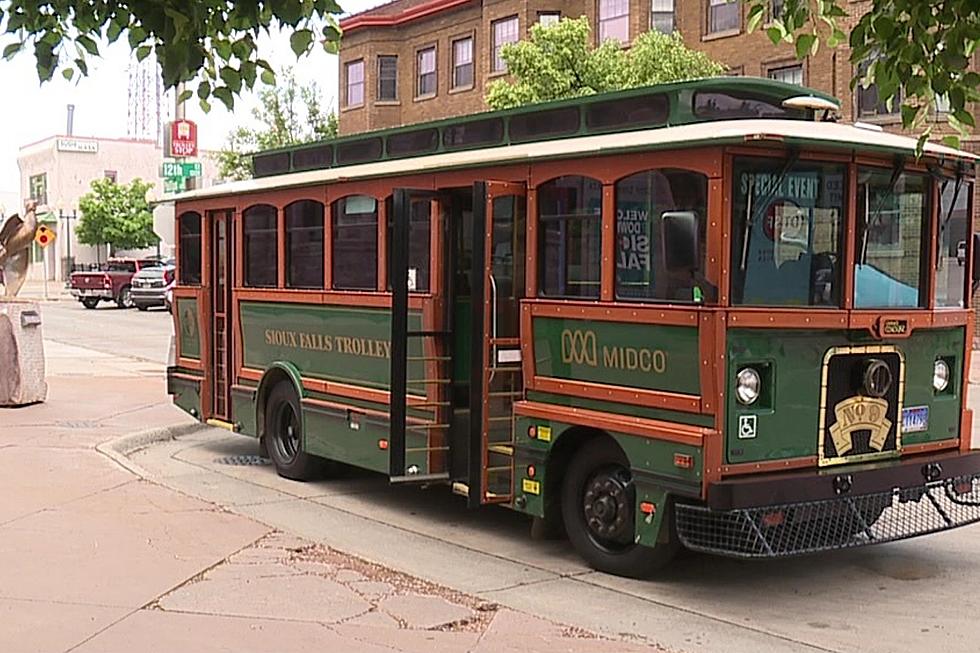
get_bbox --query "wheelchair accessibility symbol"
[738,414,757,439]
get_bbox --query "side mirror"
[972,234,980,287]
[662,211,699,272]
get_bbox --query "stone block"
[0,300,47,406]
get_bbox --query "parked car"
[957,240,967,266]
[131,263,176,311]
[69,258,162,309]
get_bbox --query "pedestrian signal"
[35,225,56,248]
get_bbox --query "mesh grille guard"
[676,473,980,558]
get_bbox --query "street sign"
[161,161,202,178]
[35,225,55,248]
[167,119,198,158]
[164,177,185,194]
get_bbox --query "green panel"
[726,327,966,464]
[303,407,430,474]
[239,302,423,393]
[176,297,200,360]
[526,390,714,426]
[532,317,700,395]
[453,298,472,383]
[231,389,258,437]
[172,378,201,419]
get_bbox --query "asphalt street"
[27,299,980,652]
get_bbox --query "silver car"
[130,264,175,311]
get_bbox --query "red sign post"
[168,119,198,158]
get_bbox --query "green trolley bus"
[168,77,980,577]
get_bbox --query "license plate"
[902,406,929,434]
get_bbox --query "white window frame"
[651,0,675,34]
[345,59,365,108]
[452,36,474,89]
[417,46,437,97]
[598,0,630,44]
[491,16,519,73]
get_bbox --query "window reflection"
[285,200,324,289]
[538,176,602,299]
[936,178,971,308]
[243,204,278,288]
[332,195,378,290]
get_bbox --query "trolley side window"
[537,175,603,299]
[285,200,325,289]
[332,195,379,291]
[614,169,708,302]
[243,204,278,288]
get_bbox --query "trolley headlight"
[735,367,761,405]
[933,359,950,392]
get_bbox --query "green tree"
[486,17,725,110]
[76,178,157,261]
[0,1,343,111]
[745,0,979,149]
[215,68,338,181]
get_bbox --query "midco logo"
[560,329,667,373]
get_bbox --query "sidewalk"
[9,278,72,302]
[0,343,658,651]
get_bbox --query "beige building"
[15,134,219,281]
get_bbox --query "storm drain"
[213,455,271,466]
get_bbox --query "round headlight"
[933,359,950,392]
[735,367,761,405]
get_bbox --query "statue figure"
[0,199,38,299]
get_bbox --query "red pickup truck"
[69,258,162,309]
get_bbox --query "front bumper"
[70,288,113,299]
[131,287,167,303]
[676,451,980,558]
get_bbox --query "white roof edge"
[174,119,977,202]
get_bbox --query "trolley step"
[390,472,451,484]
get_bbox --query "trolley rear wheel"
[264,383,323,481]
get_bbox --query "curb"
[96,421,208,478]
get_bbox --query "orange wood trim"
[514,400,710,446]
[377,194,388,292]
[707,177,723,300]
[239,367,262,383]
[719,154,732,305]
[529,148,722,186]
[705,310,727,485]
[230,383,256,395]
[903,439,960,456]
[177,356,204,372]
[233,209,244,289]
[724,145,852,163]
[961,408,973,452]
[171,371,204,383]
[697,312,717,415]
[177,199,237,215]
[728,309,848,329]
[533,376,701,413]
[429,197,442,296]
[172,287,199,298]
[721,456,817,476]
[276,205,286,289]
[843,161,857,309]
[601,184,614,301]
[526,188,538,297]
[239,366,428,408]
[525,299,700,326]
[520,302,536,391]
[232,288,427,310]
[854,155,932,173]
[324,198,333,290]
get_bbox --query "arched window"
[332,195,378,290]
[615,169,708,301]
[285,200,324,289]
[537,175,602,298]
[243,204,278,287]
[177,211,202,285]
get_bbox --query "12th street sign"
[160,161,202,178]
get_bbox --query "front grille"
[676,473,980,558]
[819,346,905,467]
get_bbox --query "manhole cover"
[213,455,271,466]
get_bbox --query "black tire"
[136,304,149,312]
[81,298,100,309]
[264,383,322,481]
[116,286,134,309]
[561,438,677,578]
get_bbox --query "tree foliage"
[215,68,338,181]
[0,1,343,111]
[486,17,725,110]
[76,178,157,257]
[745,0,979,149]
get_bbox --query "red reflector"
[954,480,973,496]
[527,426,537,438]
[639,501,656,515]
[378,439,388,450]
[527,465,536,478]
[761,511,785,528]
[673,453,694,469]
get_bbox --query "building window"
[285,200,324,289]
[615,170,708,301]
[345,60,364,107]
[417,47,436,97]
[538,11,561,27]
[29,173,47,205]
[452,36,474,89]
[243,204,278,288]
[598,0,629,44]
[651,0,675,33]
[491,16,519,73]
[856,57,902,117]
[538,175,603,298]
[377,55,398,102]
[768,64,803,86]
[332,195,378,290]
[178,211,202,285]
[708,0,740,33]
[104,170,117,182]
